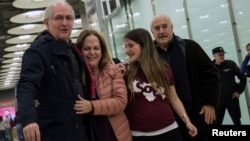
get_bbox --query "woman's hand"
[186,121,198,137]
[74,95,93,114]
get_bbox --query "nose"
[159,27,165,33]
[125,48,130,55]
[89,49,95,54]
[62,18,68,24]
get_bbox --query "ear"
[171,24,174,29]
[43,19,49,28]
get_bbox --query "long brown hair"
[124,28,171,101]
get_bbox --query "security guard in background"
[212,46,246,125]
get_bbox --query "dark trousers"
[215,98,241,125]
[0,130,7,141]
[132,127,182,141]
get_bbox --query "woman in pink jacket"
[74,29,132,141]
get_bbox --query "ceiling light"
[4,83,11,86]
[181,25,187,28]
[6,74,14,77]
[14,51,24,55]
[203,39,211,42]
[19,35,31,40]
[2,58,22,64]
[200,14,210,19]
[8,24,45,35]
[13,0,64,9]
[7,71,16,74]
[33,0,44,2]
[6,35,37,44]
[26,11,43,19]
[12,57,21,61]
[219,20,228,24]
[9,67,19,70]
[17,44,28,48]
[202,29,210,32]
[4,44,30,52]
[10,63,20,66]
[10,11,44,23]
[175,8,184,13]
[22,24,36,30]
[6,77,13,80]
[115,24,127,28]
[128,12,140,17]
[220,4,228,7]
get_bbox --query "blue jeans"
[16,124,25,141]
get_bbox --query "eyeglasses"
[51,15,74,22]
[219,54,224,56]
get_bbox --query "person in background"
[4,115,12,141]
[16,1,92,141]
[123,28,197,141]
[240,43,250,77]
[212,47,246,125]
[15,111,25,141]
[0,115,7,141]
[4,109,13,121]
[74,29,132,141]
[150,14,219,141]
[4,109,13,141]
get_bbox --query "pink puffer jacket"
[91,63,132,141]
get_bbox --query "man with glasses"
[212,46,246,125]
[17,1,92,141]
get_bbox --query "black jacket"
[213,60,246,102]
[155,35,220,113]
[17,30,92,141]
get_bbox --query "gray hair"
[44,0,75,20]
[150,14,173,30]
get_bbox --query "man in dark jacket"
[16,1,92,141]
[150,14,220,141]
[212,46,246,125]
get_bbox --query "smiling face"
[44,3,74,42]
[124,38,142,62]
[80,34,102,69]
[151,15,173,48]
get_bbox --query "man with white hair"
[17,1,92,141]
[150,14,220,141]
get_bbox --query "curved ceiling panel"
[8,24,46,35]
[5,35,37,44]
[10,10,44,23]
[4,44,30,52]
[13,0,66,9]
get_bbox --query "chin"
[128,58,136,62]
